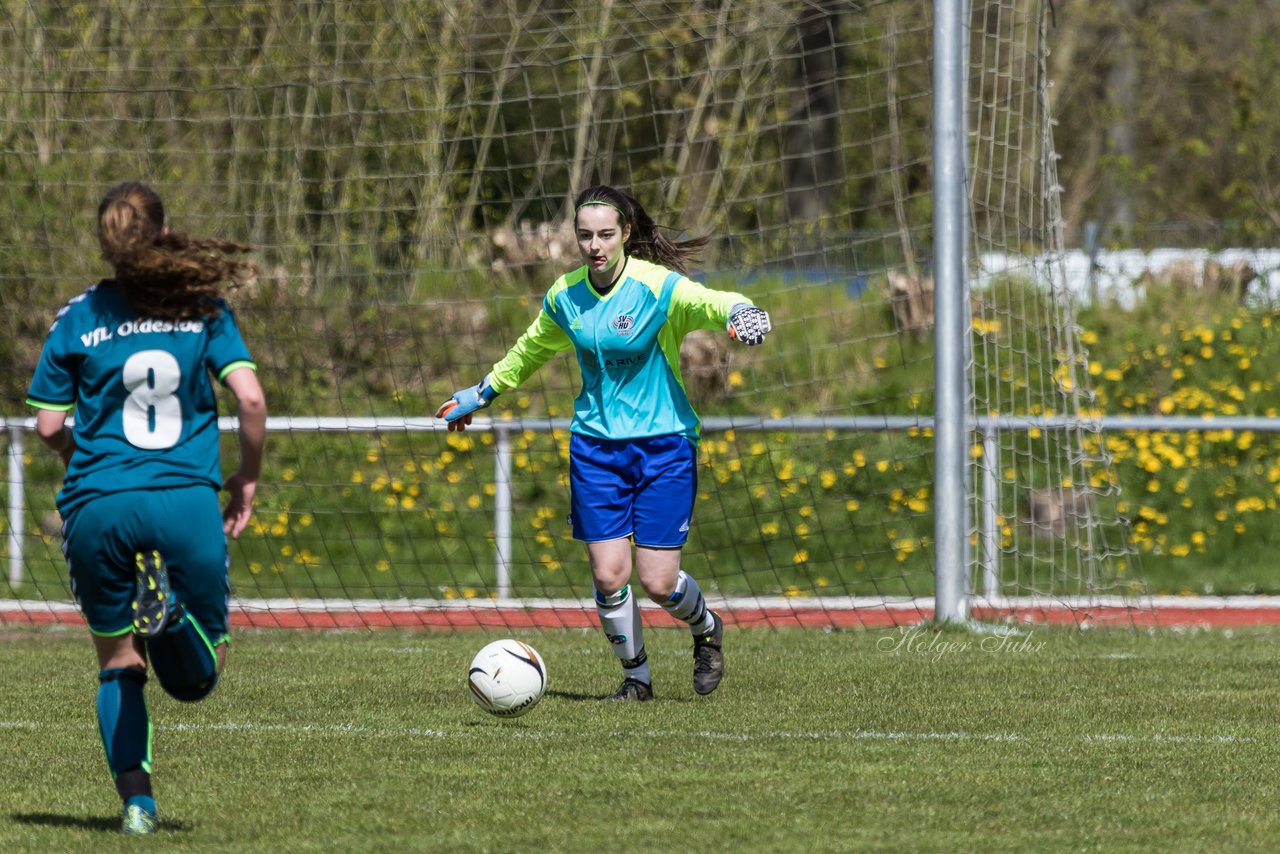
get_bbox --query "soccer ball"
[467,639,547,718]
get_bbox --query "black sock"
[115,765,153,802]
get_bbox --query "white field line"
[0,718,1260,745]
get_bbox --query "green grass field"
[4,624,1280,852]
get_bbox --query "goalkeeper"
[26,182,267,835]
[438,184,770,702]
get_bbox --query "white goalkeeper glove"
[727,303,771,346]
[435,374,499,432]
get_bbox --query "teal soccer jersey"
[26,281,255,516]
[488,257,750,443]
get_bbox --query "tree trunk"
[1103,0,1141,233]
[784,0,844,236]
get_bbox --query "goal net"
[0,0,1142,630]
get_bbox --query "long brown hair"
[98,181,256,320]
[572,185,710,277]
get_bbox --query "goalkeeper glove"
[435,374,499,432]
[727,303,772,346]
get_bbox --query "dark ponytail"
[98,181,257,321]
[573,185,709,277]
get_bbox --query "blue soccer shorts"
[568,433,698,548]
[61,484,231,642]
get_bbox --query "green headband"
[576,200,624,218]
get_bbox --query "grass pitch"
[3,623,1280,852]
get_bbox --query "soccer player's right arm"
[221,365,266,539]
[488,304,573,394]
[437,292,573,430]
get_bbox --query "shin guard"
[661,569,714,634]
[146,607,220,702]
[596,585,650,684]
[97,667,152,778]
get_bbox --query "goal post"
[0,0,1144,631]
[932,0,970,624]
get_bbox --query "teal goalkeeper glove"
[435,375,499,432]
[727,303,771,346]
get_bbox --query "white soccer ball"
[467,639,547,718]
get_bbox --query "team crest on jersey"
[611,314,635,335]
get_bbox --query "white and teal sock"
[661,570,715,635]
[595,585,650,685]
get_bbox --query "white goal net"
[0,0,1143,630]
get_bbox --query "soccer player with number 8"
[25,182,267,835]
[438,184,770,702]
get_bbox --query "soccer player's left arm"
[27,303,79,468]
[33,408,75,468]
[670,278,771,345]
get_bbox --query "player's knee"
[146,611,221,702]
[155,640,223,702]
[158,672,219,702]
[635,577,675,603]
[590,567,631,595]
[99,665,148,686]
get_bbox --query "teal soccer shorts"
[62,485,231,641]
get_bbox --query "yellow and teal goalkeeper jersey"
[489,257,750,443]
